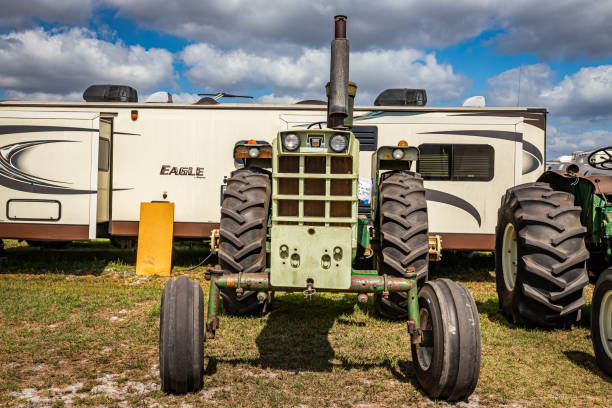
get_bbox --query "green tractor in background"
[158,15,482,401]
[495,146,612,376]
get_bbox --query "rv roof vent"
[194,97,219,105]
[295,100,326,105]
[374,89,427,106]
[145,91,173,103]
[83,85,138,102]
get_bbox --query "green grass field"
[0,240,609,407]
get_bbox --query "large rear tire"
[218,167,272,316]
[495,182,589,328]
[160,275,204,393]
[375,171,429,319]
[412,279,481,401]
[591,268,612,376]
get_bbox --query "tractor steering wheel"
[587,146,612,171]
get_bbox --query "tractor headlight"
[330,134,348,152]
[392,148,404,160]
[248,147,260,158]
[283,133,300,151]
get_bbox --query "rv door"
[0,111,101,241]
[97,118,112,224]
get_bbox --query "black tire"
[591,268,612,376]
[160,275,204,393]
[412,279,481,401]
[218,167,272,316]
[495,182,589,328]
[375,171,429,319]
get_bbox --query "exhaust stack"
[327,15,350,129]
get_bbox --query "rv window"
[452,144,494,181]
[417,144,494,181]
[98,138,110,172]
[417,144,451,179]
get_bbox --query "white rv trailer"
[0,100,546,251]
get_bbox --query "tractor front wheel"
[412,279,481,401]
[591,268,612,376]
[160,275,204,393]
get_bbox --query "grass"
[0,240,610,407]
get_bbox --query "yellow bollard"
[136,202,174,276]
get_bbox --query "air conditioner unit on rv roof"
[83,85,138,102]
[374,89,427,106]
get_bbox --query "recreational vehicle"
[0,97,546,251]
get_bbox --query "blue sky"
[1,0,611,158]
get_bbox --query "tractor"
[495,146,612,376]
[158,16,482,401]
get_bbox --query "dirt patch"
[9,373,156,406]
[243,370,279,379]
[10,383,84,406]
[200,385,231,401]
[22,363,48,373]
[91,373,156,398]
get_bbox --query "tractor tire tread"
[375,171,429,320]
[218,168,272,316]
[495,182,589,328]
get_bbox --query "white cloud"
[3,1,610,61]
[486,64,553,107]
[0,0,94,28]
[0,27,175,99]
[547,126,612,159]
[170,92,200,104]
[105,0,491,52]
[493,1,612,60]
[182,44,470,105]
[181,45,328,95]
[351,50,471,104]
[2,90,82,102]
[487,64,612,119]
[104,0,612,60]
[256,94,299,104]
[540,65,612,118]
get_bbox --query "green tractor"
[495,146,612,376]
[158,16,482,401]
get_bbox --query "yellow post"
[136,202,174,276]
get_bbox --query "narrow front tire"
[412,279,481,401]
[160,275,204,393]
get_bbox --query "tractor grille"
[272,154,358,227]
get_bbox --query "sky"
[0,0,611,159]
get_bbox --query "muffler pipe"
[327,15,349,129]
